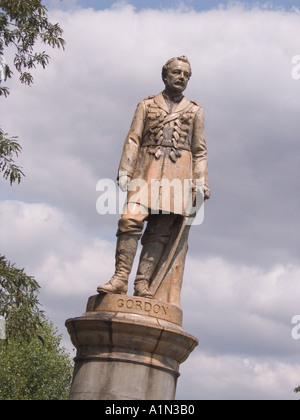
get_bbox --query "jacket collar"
[154,92,190,113]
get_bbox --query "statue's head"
[162,56,192,94]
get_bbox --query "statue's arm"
[117,101,145,190]
[191,107,210,199]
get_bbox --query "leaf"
[37,335,45,346]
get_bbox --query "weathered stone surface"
[97,56,210,305]
[86,294,183,326]
[66,295,198,400]
[66,57,208,399]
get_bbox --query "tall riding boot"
[97,234,138,295]
[134,241,165,299]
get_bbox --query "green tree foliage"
[0,255,42,341]
[0,0,65,183]
[0,318,73,400]
[0,4,71,399]
[0,0,65,90]
[0,128,24,184]
[0,255,74,400]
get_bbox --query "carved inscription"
[86,294,182,326]
[117,297,168,317]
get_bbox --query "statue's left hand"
[118,175,131,192]
[204,186,210,200]
[192,181,210,203]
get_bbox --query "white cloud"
[178,351,300,400]
[2,3,299,264]
[182,258,300,356]
[1,200,300,399]
[1,3,300,399]
[0,200,115,296]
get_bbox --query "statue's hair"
[162,56,192,81]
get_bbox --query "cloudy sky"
[1,0,300,400]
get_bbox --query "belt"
[142,140,191,151]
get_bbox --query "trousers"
[117,202,180,246]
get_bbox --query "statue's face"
[164,60,191,94]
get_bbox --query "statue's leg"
[97,204,147,295]
[97,233,139,294]
[134,214,177,299]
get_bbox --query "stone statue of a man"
[97,56,209,300]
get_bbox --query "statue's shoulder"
[186,99,204,118]
[142,94,156,104]
[139,94,160,112]
[134,95,156,113]
[187,98,201,108]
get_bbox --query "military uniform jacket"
[118,92,208,216]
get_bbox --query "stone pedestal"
[65,294,198,400]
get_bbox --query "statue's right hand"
[118,175,130,192]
